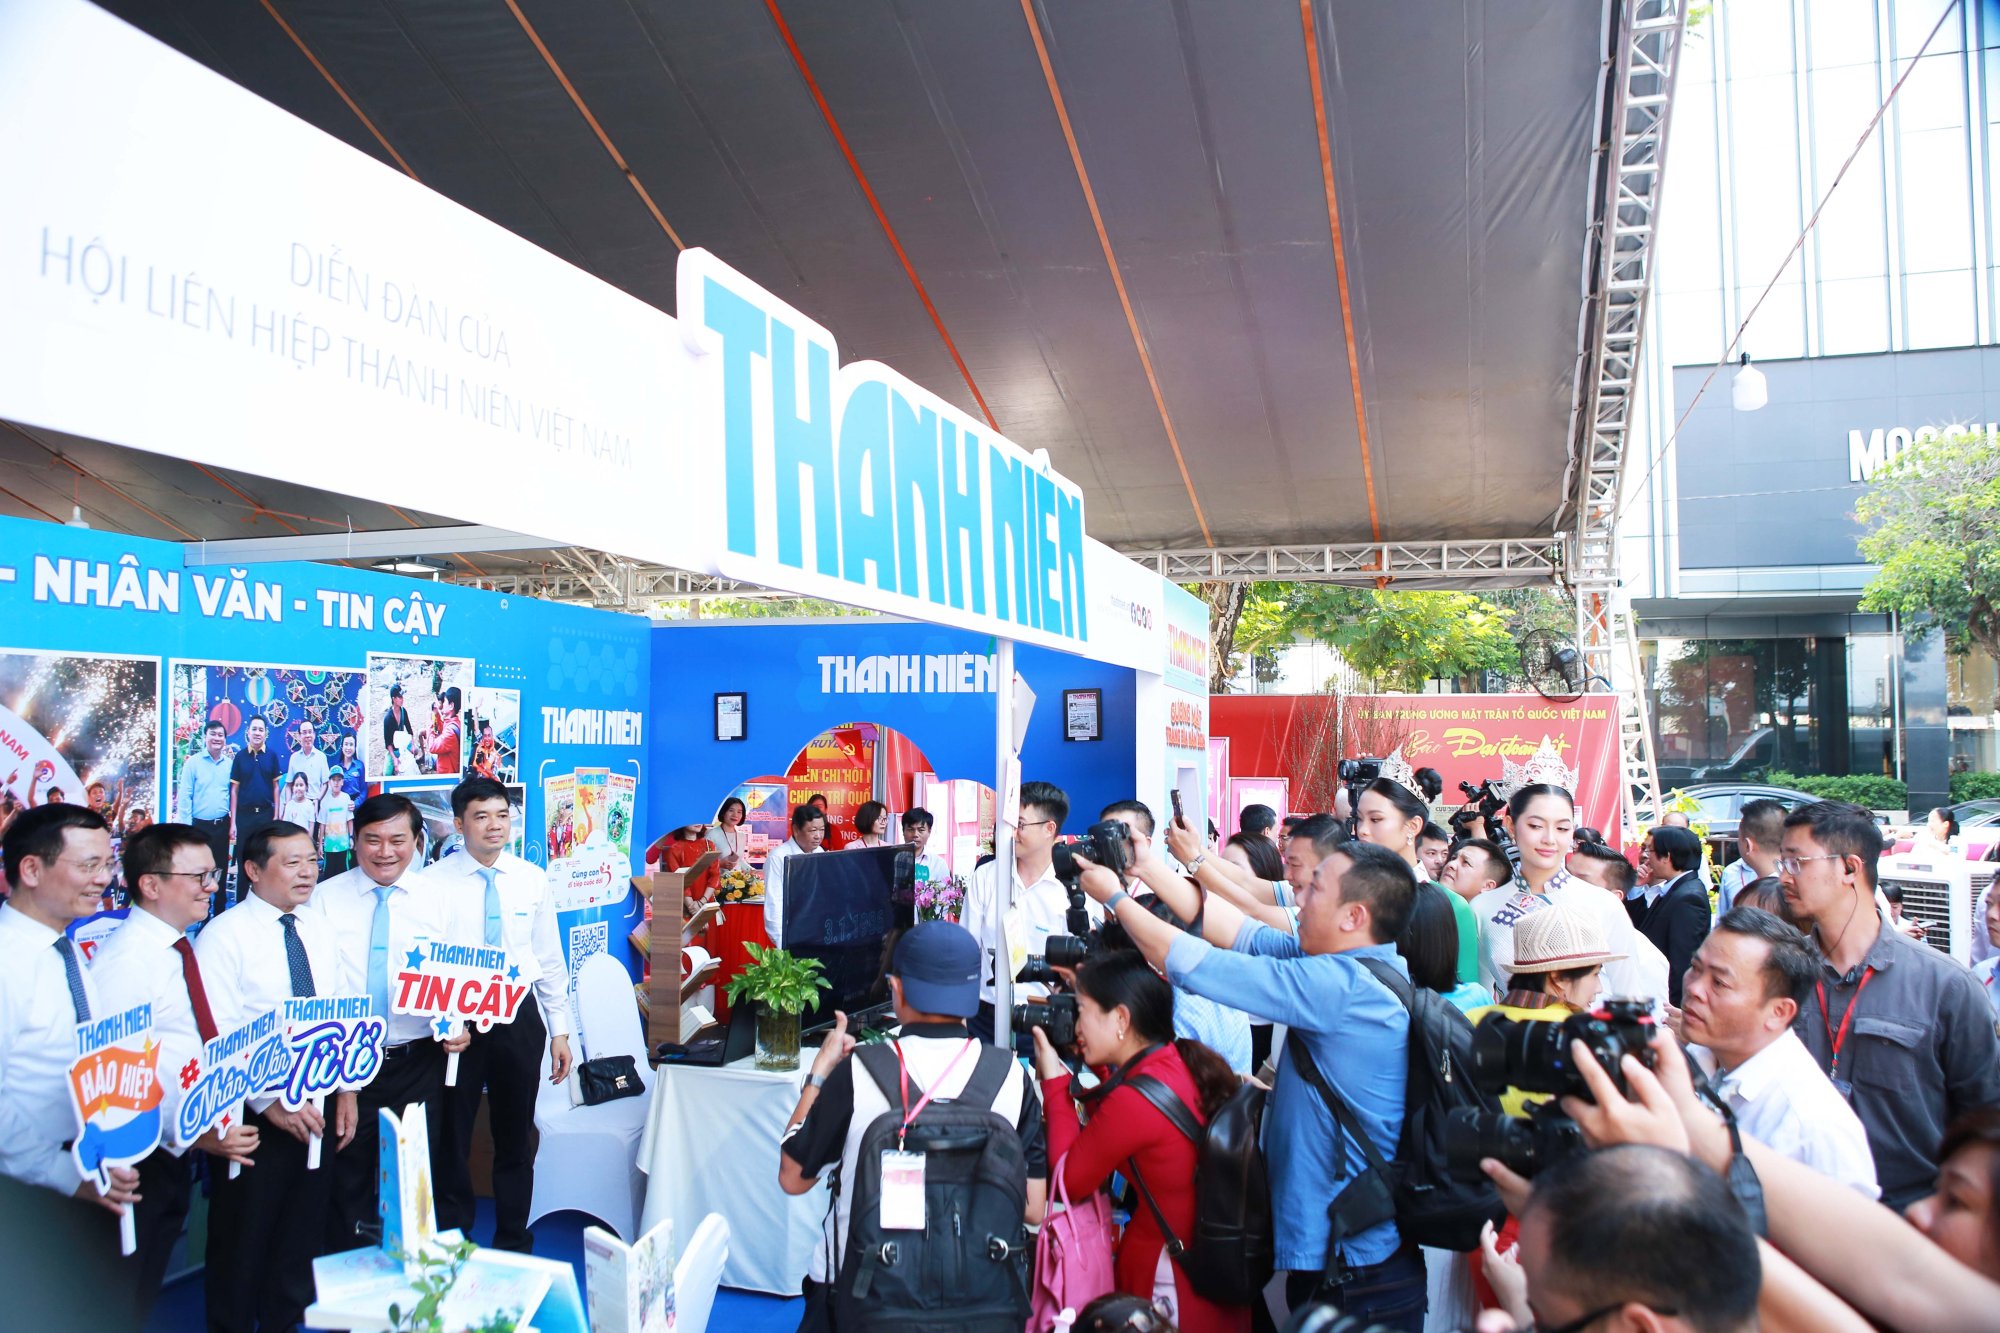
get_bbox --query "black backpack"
[835,1042,1032,1332]
[1123,1072,1274,1306]
[1288,957,1505,1268]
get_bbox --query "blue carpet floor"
[146,1201,802,1332]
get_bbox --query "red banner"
[1343,694,1622,837]
[786,723,876,849]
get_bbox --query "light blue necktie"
[479,866,502,947]
[367,884,393,1020]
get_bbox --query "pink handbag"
[1027,1152,1120,1332]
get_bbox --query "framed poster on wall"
[714,691,746,741]
[1063,688,1102,742]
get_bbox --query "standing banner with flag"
[68,1002,162,1254]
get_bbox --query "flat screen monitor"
[784,843,917,1032]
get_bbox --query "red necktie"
[173,937,219,1043]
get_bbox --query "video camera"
[1448,777,1512,849]
[1444,998,1659,1179]
[1336,757,1382,837]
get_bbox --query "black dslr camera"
[1019,818,1133,985]
[1011,992,1079,1046]
[1444,998,1659,1179]
[1471,997,1658,1099]
[1048,818,1132,889]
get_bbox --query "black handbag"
[571,1054,644,1106]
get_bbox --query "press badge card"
[880,1150,927,1230]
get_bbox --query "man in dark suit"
[1628,824,1711,1005]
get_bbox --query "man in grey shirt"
[1781,801,2000,1208]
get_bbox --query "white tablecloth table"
[639,1053,830,1296]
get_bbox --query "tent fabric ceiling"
[69,0,1609,560]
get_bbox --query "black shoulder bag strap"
[1121,1072,1202,1259]
[854,1041,906,1108]
[955,1042,1017,1111]
[1355,955,1415,1012]
[1286,1032,1397,1286]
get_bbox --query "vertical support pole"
[993,637,1017,1051]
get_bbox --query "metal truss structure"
[1566,0,1686,834]
[457,549,764,609]
[1122,539,1562,586]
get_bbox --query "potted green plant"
[725,940,831,1071]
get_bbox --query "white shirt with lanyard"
[879,1037,977,1231]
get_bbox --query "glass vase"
[755,1005,801,1071]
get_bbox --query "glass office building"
[1625,0,2000,808]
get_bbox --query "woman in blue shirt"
[335,732,367,803]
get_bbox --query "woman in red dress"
[1033,950,1251,1333]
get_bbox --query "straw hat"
[1511,906,1625,973]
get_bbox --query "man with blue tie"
[0,805,141,1219]
[433,776,573,1250]
[311,793,471,1250]
[195,820,344,1332]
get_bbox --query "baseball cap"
[890,920,981,1018]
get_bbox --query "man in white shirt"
[962,781,1092,1045]
[1716,798,1785,915]
[762,802,827,948]
[902,807,947,885]
[0,806,139,1215]
[432,776,573,1251]
[1682,905,1880,1197]
[93,823,261,1318]
[284,720,331,799]
[195,819,344,1333]
[312,793,472,1250]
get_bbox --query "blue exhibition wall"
[648,620,1138,835]
[0,516,647,979]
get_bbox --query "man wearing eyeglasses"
[961,781,1095,1046]
[93,823,261,1318]
[0,805,142,1222]
[1781,800,2000,1208]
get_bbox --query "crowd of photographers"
[777,763,2000,1333]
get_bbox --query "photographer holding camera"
[1031,949,1249,1331]
[1099,801,1252,1074]
[963,781,1097,1046]
[1073,837,1426,1330]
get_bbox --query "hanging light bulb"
[65,504,89,529]
[1732,351,1768,412]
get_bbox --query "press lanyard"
[1816,966,1877,1073]
[893,1037,975,1149]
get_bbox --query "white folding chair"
[672,1212,730,1333]
[527,952,653,1238]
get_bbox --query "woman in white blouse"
[707,796,748,868]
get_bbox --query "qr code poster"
[567,920,609,979]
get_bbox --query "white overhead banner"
[0,0,717,576]
[677,248,1097,659]
[0,0,1198,676]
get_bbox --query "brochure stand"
[644,854,720,1052]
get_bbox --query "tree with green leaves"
[1856,427,2000,661]
[1212,583,1526,692]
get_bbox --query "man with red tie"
[93,823,261,1318]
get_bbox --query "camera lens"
[1444,1107,1585,1179]
[1470,1014,1583,1097]
[1043,936,1091,969]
